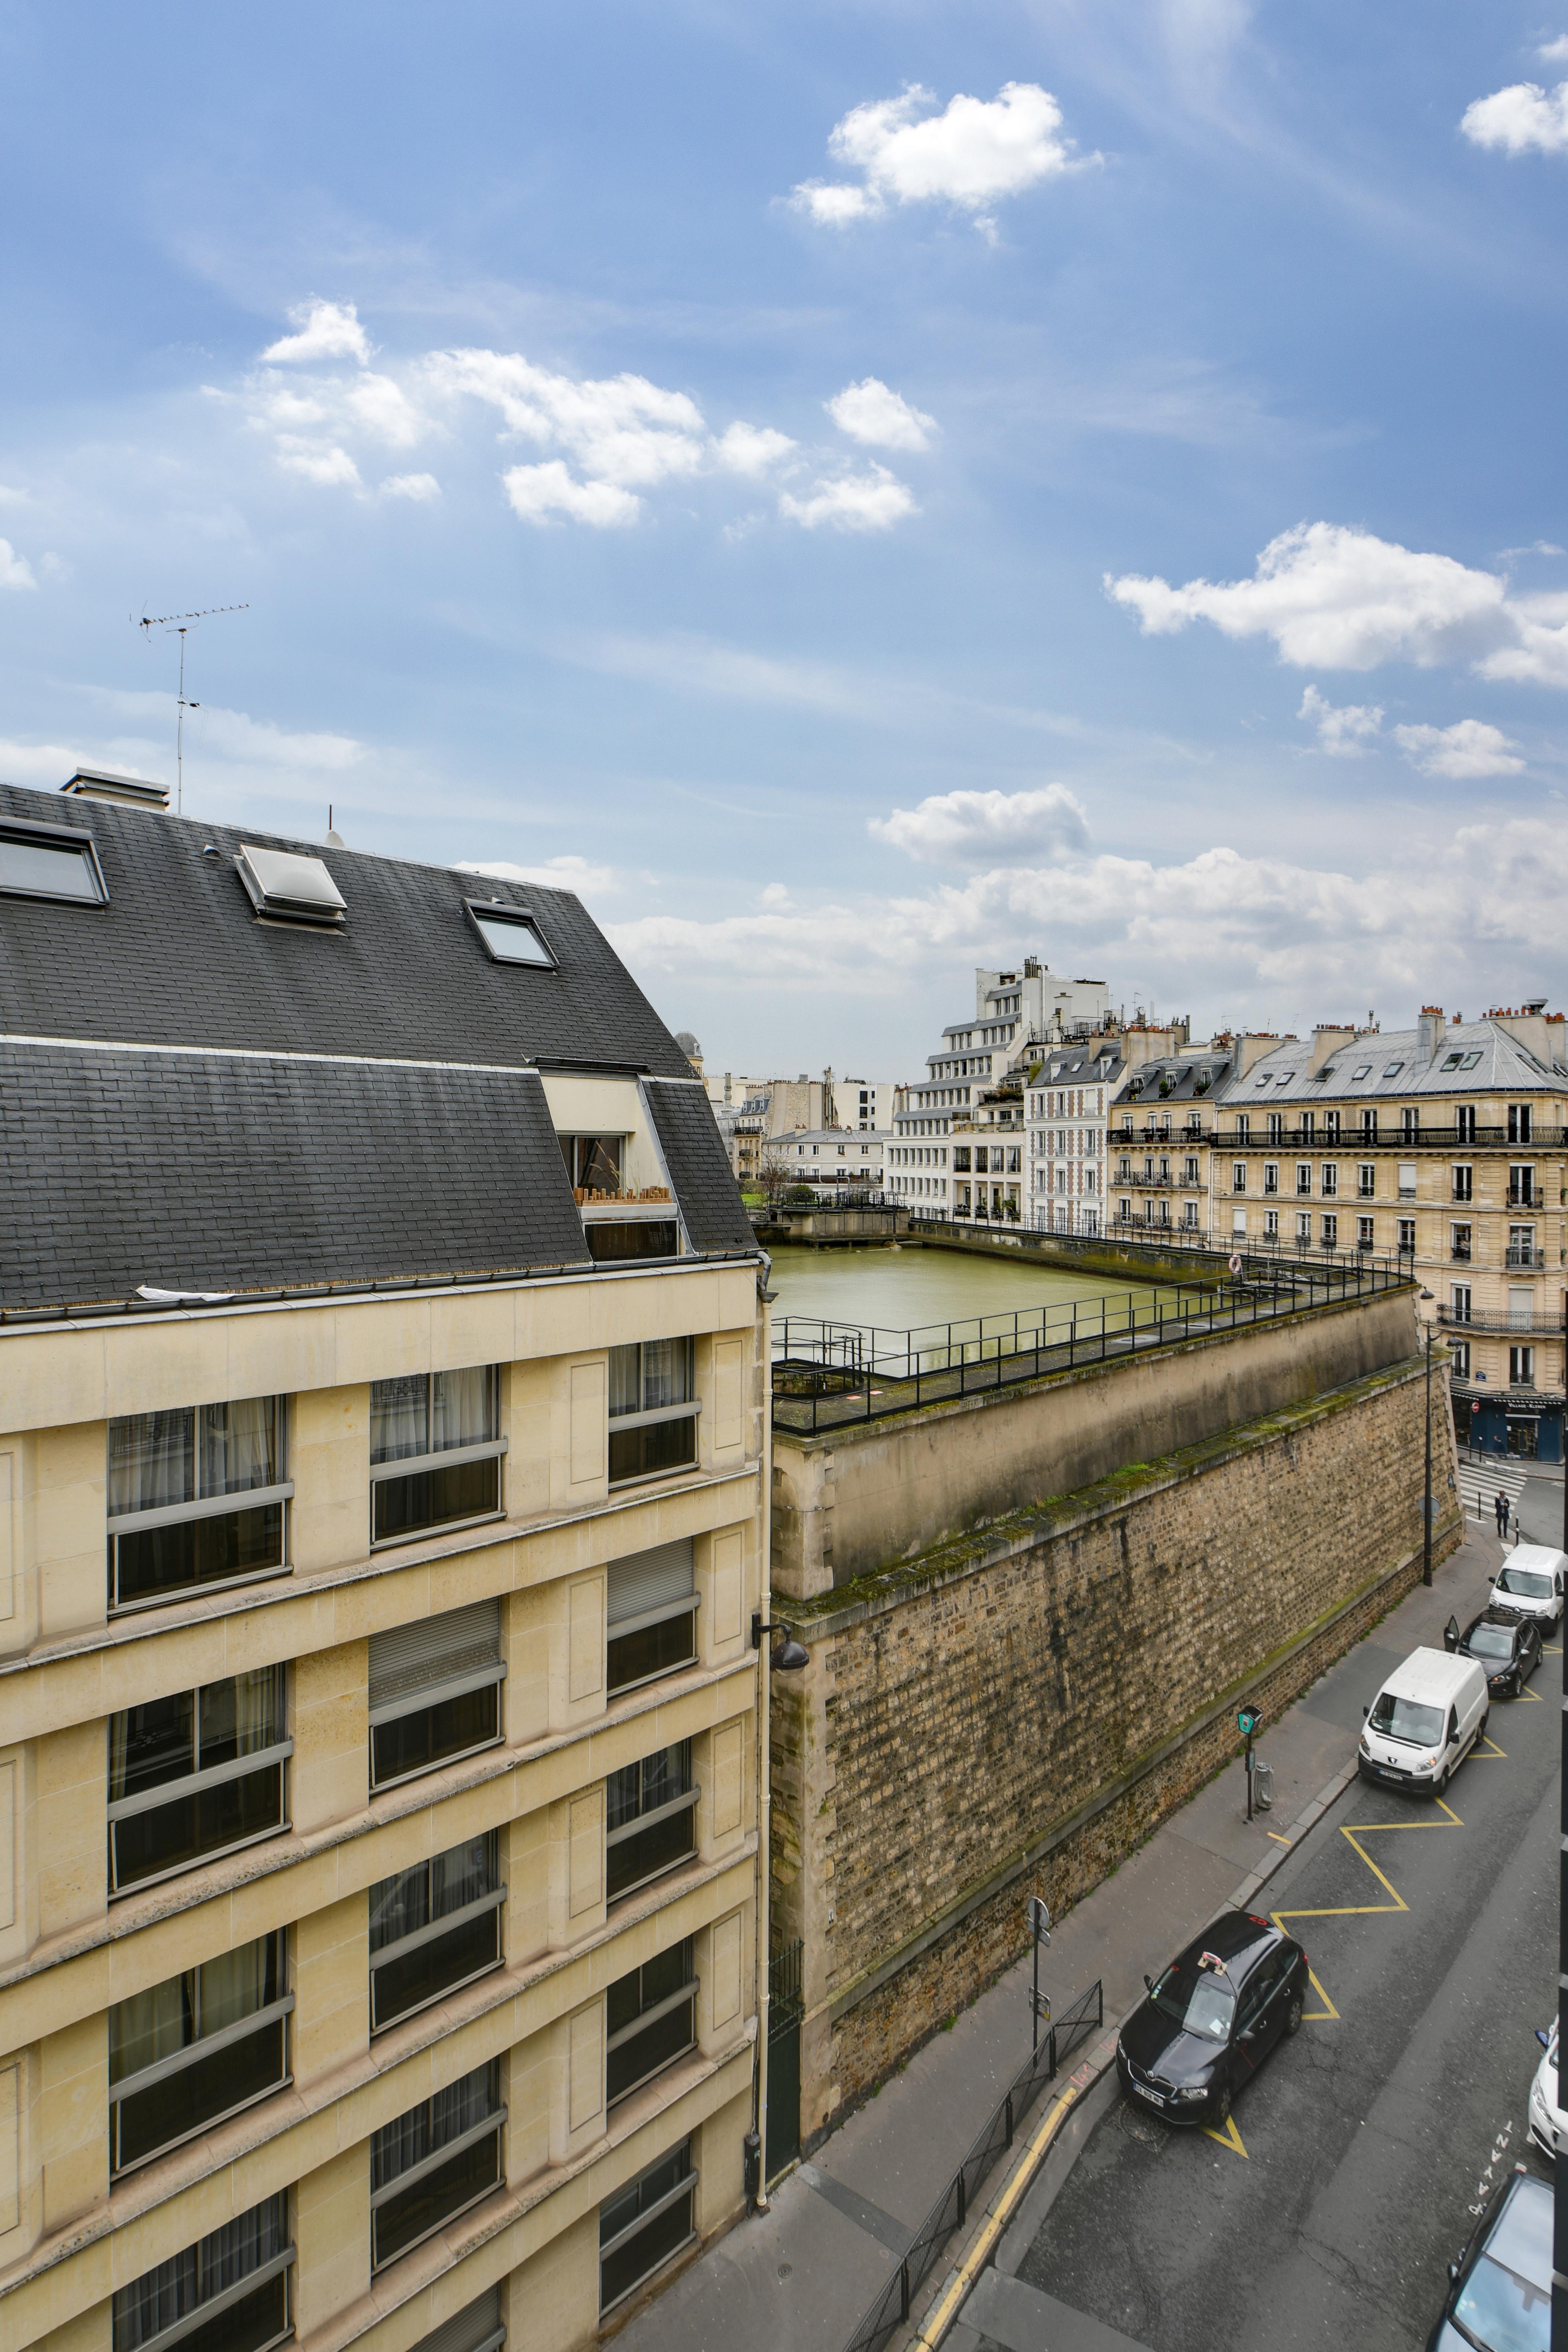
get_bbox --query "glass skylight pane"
[0,832,105,902]
[237,844,346,923]
[471,908,553,965]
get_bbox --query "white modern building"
[765,1128,888,1194]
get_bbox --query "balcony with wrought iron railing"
[1505,1245,1546,1269]
[1437,1306,1563,1337]
[1214,1125,1565,1150]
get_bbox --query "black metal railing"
[769,1939,804,2032]
[841,1979,1104,2352]
[1211,1126,1565,1150]
[773,1250,1407,1432]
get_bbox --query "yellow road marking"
[911,2079,1082,2348]
[1475,1734,1508,1758]
[1266,1831,1291,1846]
[1203,2112,1248,2159]
[1303,1965,1339,2022]
[1512,1685,1543,1703]
[1271,1797,1464,2021]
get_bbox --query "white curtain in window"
[371,1375,429,1465]
[109,1974,190,2085]
[431,1367,495,1452]
[430,1835,495,1919]
[640,1339,691,1412]
[200,1398,277,1497]
[108,1410,194,1516]
[228,1666,284,1758]
[198,1936,272,2036]
[607,1345,641,1419]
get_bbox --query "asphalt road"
[1008,1639,1560,2352]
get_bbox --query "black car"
[1426,2163,1551,2351]
[1116,1911,1309,2128]
[1445,1607,1543,1698]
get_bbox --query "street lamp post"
[1419,1288,1435,1586]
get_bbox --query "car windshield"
[1149,1957,1236,2041]
[1367,1692,1444,1745]
[1454,2253,1551,2352]
[1498,1569,1553,1600]
[1467,1625,1515,1660]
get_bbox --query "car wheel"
[1284,1994,1304,2036]
[1434,1764,1450,1797]
[1511,1672,1523,1699]
[1210,2081,1231,2126]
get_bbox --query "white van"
[1489,1544,1567,1629]
[1358,1646,1487,1796]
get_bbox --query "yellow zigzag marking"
[1271,1797,1465,2022]
[1203,2112,1248,2159]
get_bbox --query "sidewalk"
[612,1520,1513,2352]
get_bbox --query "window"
[608,1340,699,1485]
[368,1600,504,1792]
[1321,1164,1338,1197]
[1324,1111,1341,1142]
[108,1668,288,1896]
[1510,1286,1535,1328]
[1398,1162,1418,1200]
[1401,1108,1418,1141]
[1451,1341,1470,1377]
[1398,1218,1416,1253]
[1453,1165,1472,1202]
[1300,1111,1315,1141]
[1321,1214,1338,1247]
[1296,1163,1312,1196]
[586,1218,678,1264]
[107,1399,288,1612]
[370,1369,502,1546]
[1441,1051,1465,1072]
[1508,1224,1538,1266]
[1231,1162,1247,1194]
[1456,1105,1476,1143]
[1265,1210,1279,1238]
[1451,1283,1472,1322]
[1511,1346,1535,1386]
[1358,1163,1375,1198]
[607,1540,698,1698]
[1231,1209,1247,1236]
[369,1833,503,2034]
[1383,1060,1404,1077]
[466,901,554,966]
[1358,1216,1375,1247]
[405,2293,504,2352]
[1452,1223,1472,1261]
[1266,1113,1282,1144]
[1184,1157,1199,1184]
[1236,1114,1250,1142]
[1296,1212,1312,1244]
[560,1134,623,1192]
[600,2139,697,2314]
[0,816,109,905]
[1508,1105,1533,1144]
[607,1938,697,2107]
[370,2061,504,2272]
[1509,1165,1536,1207]
[235,844,346,928]
[109,1933,290,2175]
[112,2193,292,2352]
[607,1740,697,1904]
[1360,1109,1378,1141]
[1352,1065,1372,1082]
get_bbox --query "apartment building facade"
[0,784,770,2352]
[1024,1042,1126,1236]
[763,1130,887,1196]
[1209,1007,1567,1460]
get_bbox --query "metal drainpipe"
[1555,1292,1568,2338]
[752,1279,774,2211]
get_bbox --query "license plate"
[1132,2082,1165,2106]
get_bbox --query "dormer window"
[0,816,109,905]
[466,899,555,966]
[236,844,346,927]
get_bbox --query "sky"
[1,2,1566,1081]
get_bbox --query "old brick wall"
[768,1353,1459,2148]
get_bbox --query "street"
[1008,1612,1559,2351]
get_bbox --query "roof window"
[1441,1050,1465,1070]
[1351,1064,1372,1081]
[466,900,555,967]
[1383,1060,1404,1077]
[236,844,346,927]
[1461,1050,1482,1069]
[0,815,108,905]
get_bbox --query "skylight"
[1312,1066,1335,1081]
[467,900,556,967]
[1383,1060,1404,1077]
[236,844,346,927]
[0,817,108,906]
[1440,1051,1465,1070]
[1461,1050,1482,1069]
[1352,1065,1372,1081]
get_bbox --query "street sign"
[1237,1707,1261,1738]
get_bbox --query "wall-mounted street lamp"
[751,1612,809,1671]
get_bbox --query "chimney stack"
[1416,1006,1445,1062]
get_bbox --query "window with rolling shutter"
[407,2290,505,2352]
[607,1542,697,1698]
[368,1601,504,1791]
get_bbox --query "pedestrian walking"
[1494,1492,1505,1534]
[1496,1492,1511,1538]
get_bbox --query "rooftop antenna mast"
[135,604,249,814]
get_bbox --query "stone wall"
[768,1350,1459,2150]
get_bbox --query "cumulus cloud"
[1298,684,1383,755]
[1462,79,1568,153]
[792,82,1087,231]
[428,350,706,489]
[779,465,916,532]
[380,472,441,501]
[460,854,619,897]
[0,737,106,782]
[186,705,365,770]
[869,784,1090,864]
[275,440,362,489]
[826,378,936,452]
[1390,719,1525,778]
[503,461,641,528]
[1541,35,1568,63]
[0,538,36,590]
[261,300,373,366]
[714,422,797,477]
[1109,523,1511,671]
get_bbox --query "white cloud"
[826,378,936,453]
[502,462,641,528]
[261,300,373,366]
[1298,684,1383,755]
[779,465,916,533]
[1480,588,1568,685]
[1461,79,1568,154]
[792,82,1087,229]
[714,422,797,477]
[275,439,362,489]
[428,349,706,489]
[759,882,792,909]
[870,784,1090,863]
[0,538,36,590]
[1390,719,1525,778]
[381,472,442,501]
[0,737,104,782]
[1108,522,1511,670]
[342,373,425,448]
[1541,35,1568,63]
[186,705,365,770]
[460,854,620,897]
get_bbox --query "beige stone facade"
[0,1250,768,2352]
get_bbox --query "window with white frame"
[108,1669,289,1896]
[109,1932,290,2175]
[1321,1164,1338,1197]
[369,1832,504,2033]
[608,1340,699,1485]
[368,1599,505,1791]
[1231,1162,1247,1193]
[1450,1340,1470,1377]
[1358,1216,1375,1247]
[112,2192,292,2352]
[370,1369,503,1546]
[1510,1346,1535,1386]
[107,1399,289,1612]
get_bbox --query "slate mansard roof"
[1217,1019,1568,1106]
[0,784,755,1314]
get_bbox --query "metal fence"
[773,1249,1407,1434]
[840,1978,1105,2352]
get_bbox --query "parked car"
[1445,1608,1543,1698]
[1116,1911,1309,2128]
[1358,1647,1488,1796]
[1426,2163,1551,2352]
[1528,2024,1564,2161]
[1488,1545,1566,1630]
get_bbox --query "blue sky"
[2,1,1566,1078]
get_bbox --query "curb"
[910,1756,1361,2350]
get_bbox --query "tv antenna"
[135,603,249,814]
